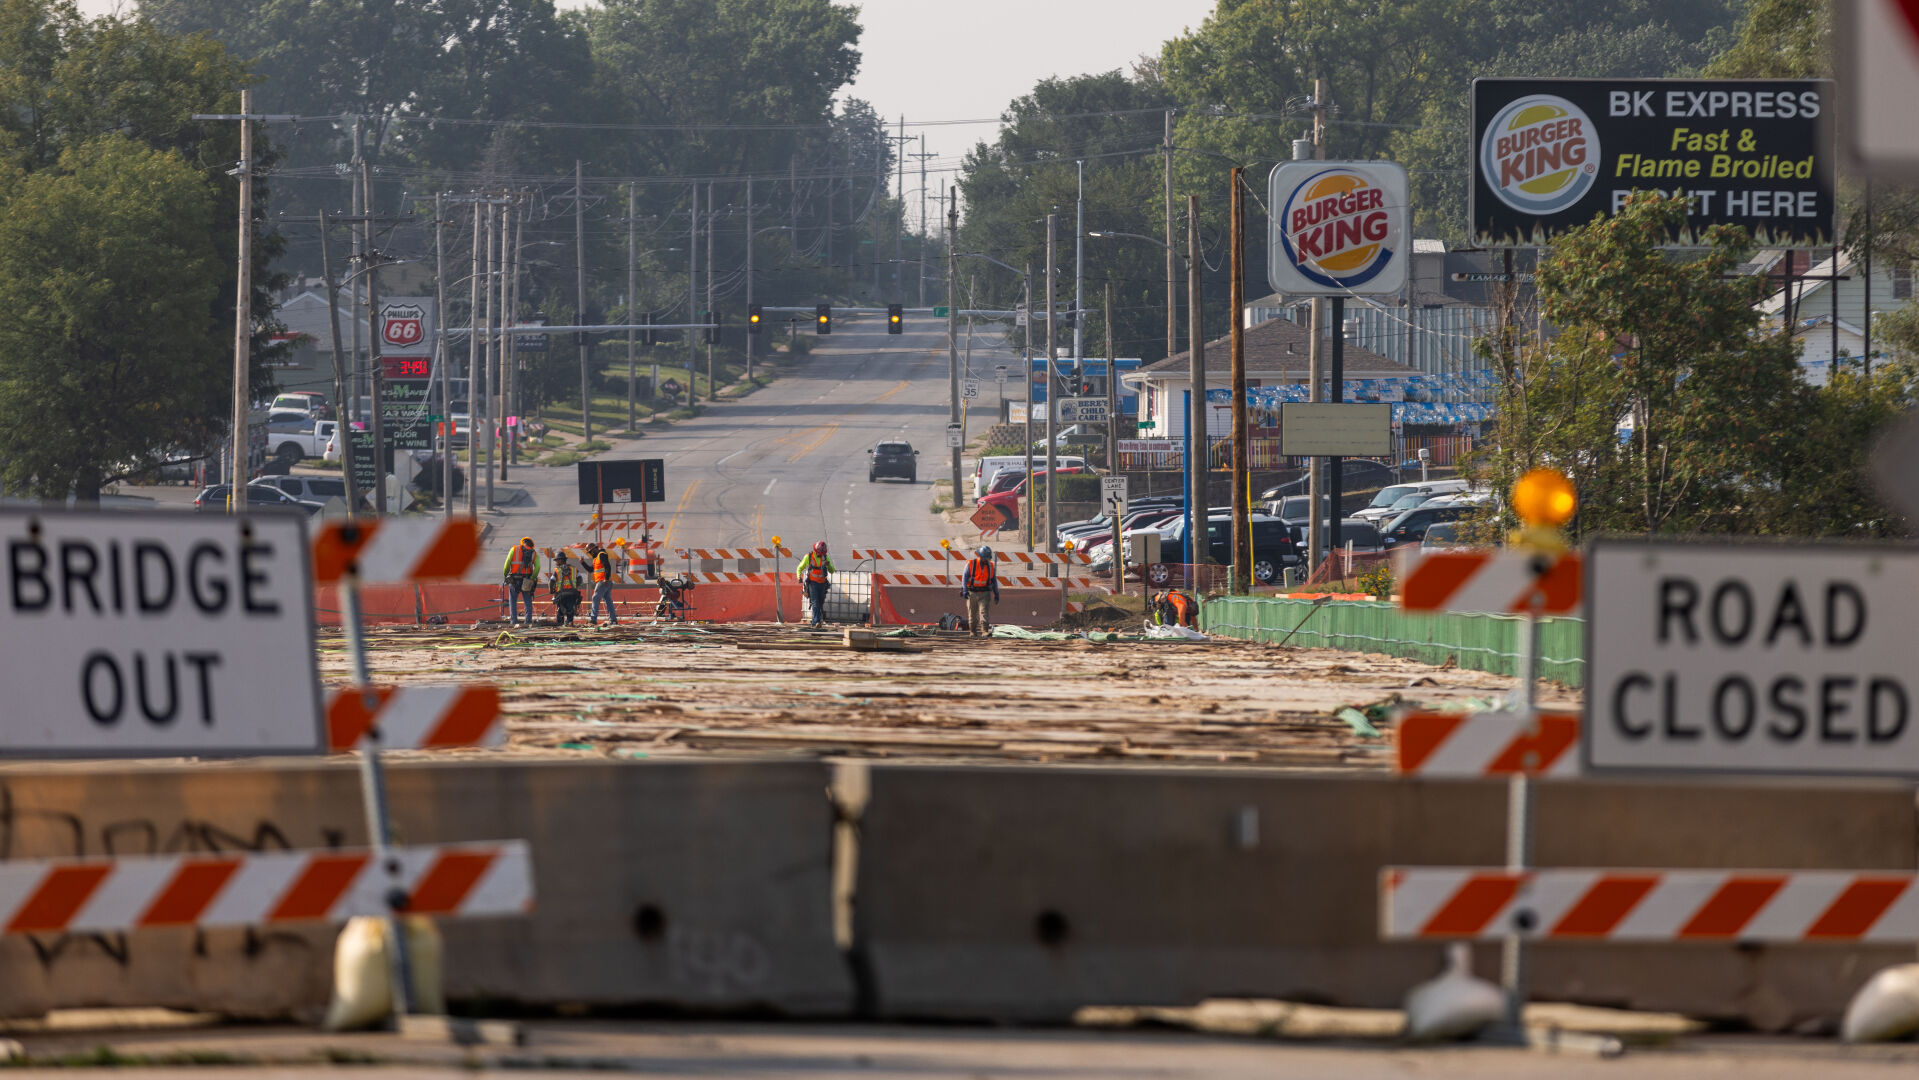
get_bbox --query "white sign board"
[1838,0,1919,178]
[1279,403,1392,456]
[1267,161,1410,296]
[1586,541,1919,777]
[995,364,1009,384]
[945,423,964,449]
[1057,398,1110,424]
[1100,476,1129,517]
[963,378,980,400]
[0,509,323,757]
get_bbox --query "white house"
[273,288,369,400]
[1754,249,1913,373]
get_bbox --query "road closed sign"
[1586,541,1918,777]
[0,509,323,757]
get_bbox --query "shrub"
[1357,563,1395,600]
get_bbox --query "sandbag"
[322,915,447,1031]
[1404,943,1504,1041]
[1844,963,1919,1042]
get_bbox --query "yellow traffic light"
[818,314,828,324]
[1511,468,1576,528]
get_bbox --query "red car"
[978,467,1088,525]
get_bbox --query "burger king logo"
[1279,168,1399,290]
[1480,94,1599,215]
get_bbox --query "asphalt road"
[469,316,1016,578]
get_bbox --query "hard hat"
[813,540,828,554]
[977,546,992,558]
[520,536,534,545]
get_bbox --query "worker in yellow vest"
[502,537,541,627]
[960,545,1000,637]
[795,540,834,627]
[548,552,584,626]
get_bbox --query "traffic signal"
[887,303,903,334]
[816,303,832,334]
[747,304,762,334]
[1060,308,1077,330]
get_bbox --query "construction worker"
[588,542,619,626]
[796,540,834,627]
[502,537,541,627]
[960,545,1000,638]
[1155,588,1197,629]
[548,551,584,626]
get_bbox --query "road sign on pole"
[963,378,980,400]
[995,364,1009,384]
[1585,540,1919,777]
[0,509,323,757]
[1100,475,1129,516]
[945,423,964,449]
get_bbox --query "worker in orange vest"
[960,545,999,638]
[501,536,541,627]
[795,540,834,627]
[587,542,619,626]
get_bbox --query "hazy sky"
[78,0,1219,179]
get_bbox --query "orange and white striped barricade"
[673,546,793,575]
[1395,710,1581,778]
[0,841,533,934]
[1381,867,1919,943]
[1396,550,1583,616]
[312,518,483,584]
[327,685,504,752]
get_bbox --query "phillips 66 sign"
[1267,161,1409,296]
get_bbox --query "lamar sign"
[0,509,323,757]
[1471,78,1835,245]
[1585,540,1918,777]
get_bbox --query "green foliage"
[1705,0,1828,77]
[0,135,222,500]
[1052,473,1103,502]
[1357,562,1395,601]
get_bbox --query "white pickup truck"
[266,417,337,465]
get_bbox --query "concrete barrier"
[850,765,1914,1029]
[0,758,850,1019]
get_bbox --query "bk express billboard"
[1267,161,1410,296]
[1471,78,1834,245]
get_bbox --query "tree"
[1479,193,1810,537]
[0,136,224,501]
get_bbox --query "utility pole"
[1023,262,1035,551]
[1104,280,1117,482]
[1164,109,1177,363]
[1186,194,1205,570]
[706,179,715,403]
[745,176,754,386]
[1074,160,1085,368]
[350,119,364,423]
[319,212,359,517]
[687,182,697,401]
[363,160,387,516]
[895,115,905,298]
[435,194,452,514]
[498,198,512,483]
[1306,77,1328,578]
[508,194,524,465]
[626,183,637,432]
[575,161,590,443]
[946,187,962,508]
[482,200,495,512]
[1229,167,1250,591]
[1045,212,1058,552]
[465,200,480,518]
[230,88,254,504]
[917,135,932,307]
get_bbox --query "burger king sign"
[1266,161,1409,296]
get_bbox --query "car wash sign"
[0,509,324,758]
[1585,541,1919,778]
[1267,161,1409,296]
[1471,78,1834,246]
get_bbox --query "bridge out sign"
[1585,541,1918,777]
[0,509,323,757]
[1470,78,1835,246]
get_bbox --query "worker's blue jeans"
[591,581,617,623]
[806,581,828,626]
[508,578,534,624]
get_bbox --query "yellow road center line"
[874,380,911,403]
[658,478,702,552]
[786,423,840,463]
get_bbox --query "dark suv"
[867,440,918,482]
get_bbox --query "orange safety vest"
[509,545,535,575]
[556,562,579,591]
[804,554,829,584]
[967,557,994,589]
[593,551,611,583]
[1168,591,1194,625]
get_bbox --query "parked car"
[978,467,1089,523]
[1158,514,1298,580]
[1260,459,1400,501]
[1379,499,1478,549]
[1031,424,1093,449]
[268,419,335,465]
[192,483,324,515]
[867,440,918,482]
[270,392,330,418]
[1352,480,1473,524]
[1420,521,1485,552]
[257,474,369,509]
[976,454,1089,500]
